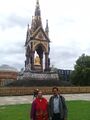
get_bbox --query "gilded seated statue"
[34,56,40,65]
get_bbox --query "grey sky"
[0,0,90,70]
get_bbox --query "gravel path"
[0,93,90,106]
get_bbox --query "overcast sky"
[0,0,90,71]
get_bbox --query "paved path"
[0,94,90,106]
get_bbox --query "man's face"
[52,88,58,96]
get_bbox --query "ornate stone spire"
[25,24,30,45]
[35,0,41,16]
[45,19,49,36]
[30,16,35,34]
[30,0,42,34]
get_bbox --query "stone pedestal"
[34,65,42,72]
[22,71,59,81]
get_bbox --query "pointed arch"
[35,43,47,53]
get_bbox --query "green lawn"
[0,101,90,120]
[68,101,90,120]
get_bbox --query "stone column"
[40,54,43,71]
[41,57,43,71]
[31,51,34,70]
[25,56,29,71]
[45,53,48,71]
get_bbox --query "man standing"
[49,87,68,120]
[30,90,49,120]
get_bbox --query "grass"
[0,101,90,120]
[0,104,30,120]
[67,101,90,120]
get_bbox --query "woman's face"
[38,91,42,98]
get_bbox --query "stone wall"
[0,87,90,96]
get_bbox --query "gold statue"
[34,56,40,65]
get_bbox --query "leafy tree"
[71,54,90,86]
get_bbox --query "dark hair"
[33,89,39,97]
[52,87,59,91]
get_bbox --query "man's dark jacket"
[49,95,68,119]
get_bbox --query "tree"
[71,54,90,86]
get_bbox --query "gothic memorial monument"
[23,0,59,81]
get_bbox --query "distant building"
[58,69,72,81]
[0,65,18,86]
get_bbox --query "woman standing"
[30,90,49,120]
